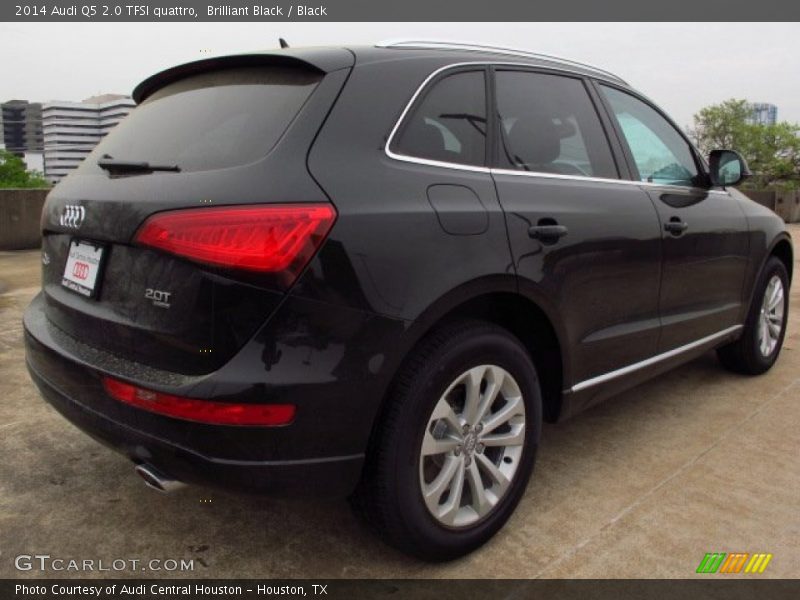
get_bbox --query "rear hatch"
[40,51,352,375]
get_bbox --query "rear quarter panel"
[303,58,516,322]
[302,57,522,423]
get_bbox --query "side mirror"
[708,149,751,187]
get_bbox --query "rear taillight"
[134,204,336,283]
[102,376,296,426]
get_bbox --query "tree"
[0,149,50,188]
[690,99,800,189]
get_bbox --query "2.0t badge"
[145,288,172,309]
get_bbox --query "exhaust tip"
[134,463,186,494]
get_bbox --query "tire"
[351,319,542,561]
[717,256,790,375]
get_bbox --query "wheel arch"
[374,277,570,436]
[770,235,794,283]
[431,292,567,423]
[742,233,794,319]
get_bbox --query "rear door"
[597,84,749,351]
[489,69,663,388]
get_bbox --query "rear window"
[390,70,487,167]
[79,66,321,174]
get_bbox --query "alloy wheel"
[757,275,785,357]
[419,365,526,528]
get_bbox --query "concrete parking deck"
[1,226,797,578]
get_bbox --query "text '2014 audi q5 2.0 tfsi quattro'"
[24,40,793,561]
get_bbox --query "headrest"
[505,115,562,167]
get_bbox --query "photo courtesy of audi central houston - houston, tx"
[23,40,793,561]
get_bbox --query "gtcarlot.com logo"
[696,552,773,574]
[14,554,194,572]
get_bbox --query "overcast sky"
[2,22,799,129]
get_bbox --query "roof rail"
[375,39,627,85]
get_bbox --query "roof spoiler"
[132,47,354,103]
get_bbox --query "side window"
[494,71,618,179]
[391,70,486,167]
[600,86,700,187]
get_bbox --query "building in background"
[1,100,44,155]
[748,102,778,126]
[42,94,135,184]
[23,151,44,174]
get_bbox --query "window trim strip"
[384,62,730,196]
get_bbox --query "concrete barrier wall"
[739,190,800,223]
[0,188,48,250]
[775,191,800,223]
[752,189,800,223]
[742,190,776,211]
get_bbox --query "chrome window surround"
[384,62,730,196]
[375,39,628,85]
[568,325,743,393]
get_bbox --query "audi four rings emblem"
[59,205,86,229]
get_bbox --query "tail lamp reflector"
[102,376,296,427]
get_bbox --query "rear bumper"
[26,357,362,495]
[23,292,405,496]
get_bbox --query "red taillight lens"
[134,204,336,281]
[102,376,295,427]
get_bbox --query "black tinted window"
[495,71,618,179]
[392,71,487,167]
[79,66,321,174]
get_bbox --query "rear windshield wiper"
[98,154,181,175]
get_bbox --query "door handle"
[664,217,688,235]
[528,224,568,243]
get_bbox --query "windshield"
[78,66,321,174]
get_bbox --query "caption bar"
[5,579,800,600]
[3,0,799,21]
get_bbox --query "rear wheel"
[718,257,789,375]
[351,320,542,561]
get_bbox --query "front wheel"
[718,256,789,375]
[351,320,542,561]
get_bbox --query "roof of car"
[351,41,628,85]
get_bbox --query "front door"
[598,85,750,350]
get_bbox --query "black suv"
[24,41,793,561]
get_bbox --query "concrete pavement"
[1,227,797,578]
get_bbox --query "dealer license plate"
[61,240,105,298]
